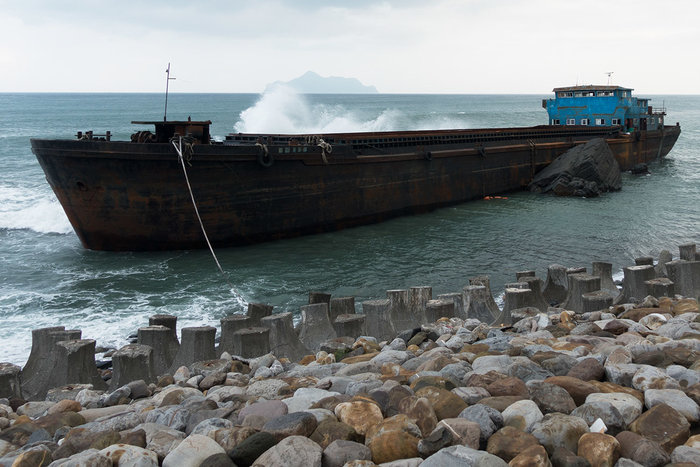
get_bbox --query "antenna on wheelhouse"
[605,71,614,85]
[164,63,176,122]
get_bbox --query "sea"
[1,89,698,366]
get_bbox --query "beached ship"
[31,86,680,251]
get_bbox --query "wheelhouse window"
[580,118,590,125]
[552,119,561,125]
[595,118,606,125]
[558,92,574,98]
[611,118,621,125]
[597,91,613,96]
[566,118,576,125]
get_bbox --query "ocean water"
[0,89,698,365]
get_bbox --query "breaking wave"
[0,184,72,234]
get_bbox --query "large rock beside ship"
[529,138,622,197]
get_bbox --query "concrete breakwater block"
[387,289,414,333]
[469,276,500,316]
[562,273,601,313]
[582,290,614,313]
[218,315,252,356]
[520,276,549,312]
[0,363,22,399]
[308,291,332,306]
[298,303,337,352]
[645,277,675,298]
[666,260,700,300]
[330,297,355,323]
[149,314,178,339]
[543,264,568,306]
[261,312,309,362]
[409,286,432,325]
[616,265,655,304]
[463,285,497,324]
[247,303,274,327]
[333,314,366,338]
[425,298,455,323]
[635,256,654,266]
[52,339,107,391]
[516,270,536,281]
[21,328,83,400]
[362,299,396,342]
[438,292,466,320]
[110,344,156,390]
[592,261,619,299]
[503,287,535,317]
[679,243,697,261]
[169,326,216,373]
[138,325,179,377]
[232,327,270,358]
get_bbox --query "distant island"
[264,71,378,94]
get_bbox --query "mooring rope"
[172,137,246,304]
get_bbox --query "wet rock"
[252,435,322,467]
[501,399,543,432]
[397,396,437,437]
[262,411,318,441]
[309,420,360,449]
[644,388,700,423]
[615,430,670,467]
[236,399,288,425]
[322,439,372,467]
[486,425,540,462]
[544,375,599,406]
[457,403,503,445]
[228,431,278,467]
[577,432,620,467]
[527,380,576,414]
[629,403,690,453]
[571,401,627,435]
[531,413,589,455]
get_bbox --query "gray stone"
[586,393,642,426]
[570,401,627,435]
[322,439,372,467]
[283,387,340,413]
[457,404,503,444]
[252,435,322,467]
[262,411,318,441]
[671,445,700,465]
[530,413,589,455]
[526,380,576,414]
[420,445,508,466]
[49,448,111,466]
[162,433,228,467]
[644,388,700,423]
[501,399,544,433]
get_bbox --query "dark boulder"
[529,138,622,197]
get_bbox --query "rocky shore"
[0,243,699,466]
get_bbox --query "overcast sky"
[1,0,698,94]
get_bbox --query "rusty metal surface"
[30,125,680,251]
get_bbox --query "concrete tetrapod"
[0,363,22,399]
[330,297,355,324]
[438,292,466,320]
[519,277,549,312]
[463,285,498,324]
[309,291,332,306]
[582,290,614,313]
[645,277,675,298]
[543,264,568,306]
[138,325,178,377]
[666,260,700,300]
[387,289,413,333]
[218,315,252,356]
[425,298,456,323]
[110,344,156,390]
[51,339,107,392]
[149,314,178,340]
[21,328,82,401]
[169,326,217,373]
[261,312,310,363]
[592,261,619,299]
[562,273,601,313]
[232,327,270,358]
[679,243,697,261]
[469,276,500,316]
[247,303,274,327]
[333,314,366,339]
[635,256,654,266]
[409,286,432,325]
[616,265,655,304]
[362,299,396,342]
[298,303,337,352]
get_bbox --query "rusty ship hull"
[30,124,680,251]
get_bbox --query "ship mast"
[164,63,176,122]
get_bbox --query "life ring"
[256,143,274,167]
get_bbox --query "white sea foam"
[233,85,466,134]
[0,184,72,234]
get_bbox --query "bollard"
[463,285,498,324]
[21,328,82,401]
[169,326,217,373]
[149,314,178,341]
[0,363,22,399]
[409,286,432,325]
[333,314,366,338]
[679,243,697,262]
[232,327,270,358]
[51,339,107,392]
[298,303,337,352]
[666,260,700,300]
[516,270,536,281]
[542,264,568,306]
[655,250,673,278]
[362,299,396,342]
[616,265,655,304]
[562,273,601,313]
[635,256,654,266]
[330,297,355,324]
[309,292,332,306]
[520,277,549,312]
[261,312,310,363]
[592,261,619,299]
[582,291,614,313]
[424,298,455,323]
[110,344,156,390]
[219,315,252,356]
[138,325,179,377]
[438,292,466,320]
[645,277,675,298]
[468,276,500,316]
[247,303,274,327]
[387,289,414,332]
